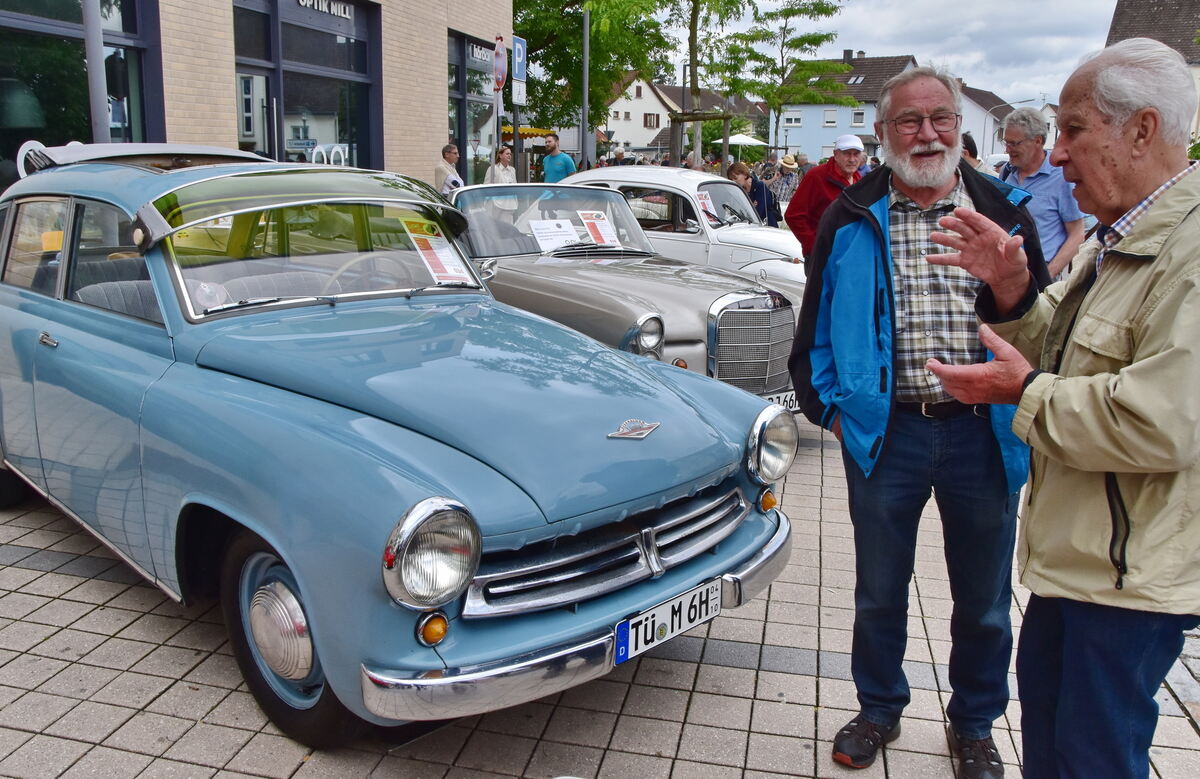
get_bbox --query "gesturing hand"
[929,208,1032,307]
[925,325,1033,405]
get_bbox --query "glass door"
[235,70,276,159]
[282,72,369,167]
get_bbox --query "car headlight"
[637,315,663,352]
[382,497,481,610]
[747,405,799,485]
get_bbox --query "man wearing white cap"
[785,133,865,257]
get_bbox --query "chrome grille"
[463,486,749,618]
[714,302,794,394]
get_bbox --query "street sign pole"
[581,10,590,170]
[512,35,527,181]
[493,36,507,183]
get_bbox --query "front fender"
[139,362,545,724]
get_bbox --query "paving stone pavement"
[0,417,1196,777]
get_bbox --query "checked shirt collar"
[1096,161,1198,273]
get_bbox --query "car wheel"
[0,467,30,509]
[220,530,360,747]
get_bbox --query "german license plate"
[762,389,797,412]
[615,580,721,664]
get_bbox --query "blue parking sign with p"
[513,35,527,82]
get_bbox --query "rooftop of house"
[783,52,918,103]
[1106,0,1200,62]
[961,84,1015,123]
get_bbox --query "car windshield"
[165,201,481,317]
[697,181,762,226]
[453,185,656,258]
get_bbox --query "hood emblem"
[608,419,661,439]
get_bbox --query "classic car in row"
[565,166,808,286]
[450,183,801,410]
[0,143,798,747]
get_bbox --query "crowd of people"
[427,40,1200,779]
[792,37,1200,779]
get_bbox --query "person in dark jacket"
[784,134,865,258]
[789,67,1050,778]
[727,161,778,227]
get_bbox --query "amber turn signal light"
[417,612,449,647]
[760,490,778,512]
[672,358,688,369]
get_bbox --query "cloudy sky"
[808,0,1119,106]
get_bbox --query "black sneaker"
[947,727,1004,779]
[832,714,901,769]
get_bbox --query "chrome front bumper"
[360,509,791,721]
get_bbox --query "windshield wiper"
[203,295,338,315]
[402,281,482,299]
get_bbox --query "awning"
[501,126,554,141]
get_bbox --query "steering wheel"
[320,251,416,294]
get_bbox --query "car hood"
[713,223,805,259]
[193,298,741,523]
[494,254,764,342]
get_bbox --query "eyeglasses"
[1003,137,1034,150]
[885,112,961,135]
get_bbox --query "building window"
[848,75,865,85]
[643,113,660,129]
[0,29,148,162]
[851,110,865,127]
[241,77,254,136]
[635,85,642,98]
[823,109,837,127]
[448,33,500,187]
[785,115,802,126]
[624,111,631,120]
[613,110,620,120]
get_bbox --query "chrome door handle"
[38,332,58,348]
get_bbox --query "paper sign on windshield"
[695,190,720,223]
[401,218,474,284]
[577,211,621,247]
[528,219,579,251]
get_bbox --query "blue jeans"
[1018,594,1200,778]
[842,409,1017,740]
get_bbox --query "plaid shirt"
[888,177,985,403]
[1096,162,1198,273]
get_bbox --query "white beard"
[884,136,963,189]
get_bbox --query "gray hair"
[877,66,963,121]
[1002,107,1049,143]
[1076,37,1196,146]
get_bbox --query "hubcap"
[248,579,313,681]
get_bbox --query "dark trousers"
[842,410,1018,739]
[1017,593,1200,778]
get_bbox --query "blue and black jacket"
[789,159,1051,492]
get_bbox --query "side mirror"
[475,258,497,281]
[681,218,700,234]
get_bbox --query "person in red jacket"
[785,134,866,259]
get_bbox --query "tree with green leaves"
[708,0,855,149]
[666,0,751,165]
[515,0,675,132]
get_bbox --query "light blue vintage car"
[0,144,798,747]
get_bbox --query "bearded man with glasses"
[789,67,1050,778]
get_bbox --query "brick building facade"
[0,0,511,188]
